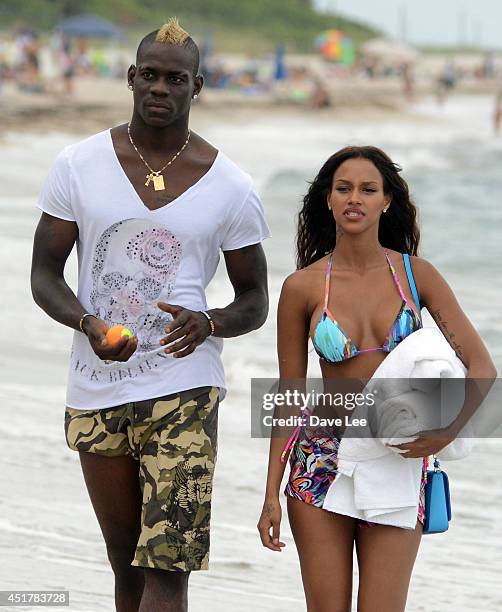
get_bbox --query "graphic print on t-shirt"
[90,218,182,352]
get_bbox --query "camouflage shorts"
[64,386,219,572]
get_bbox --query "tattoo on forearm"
[264,502,275,517]
[432,309,464,357]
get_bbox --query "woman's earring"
[128,83,133,91]
[193,93,198,99]
[383,207,388,213]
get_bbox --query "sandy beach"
[2,68,501,136]
[0,78,403,136]
[1,82,501,611]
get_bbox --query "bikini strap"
[383,249,409,303]
[384,249,421,316]
[403,253,421,311]
[323,252,333,311]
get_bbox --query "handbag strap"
[424,455,442,485]
[403,253,421,311]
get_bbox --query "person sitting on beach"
[311,76,331,109]
[257,145,496,611]
[494,91,502,135]
[31,17,270,612]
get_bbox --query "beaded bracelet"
[200,311,215,336]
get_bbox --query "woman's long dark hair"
[296,146,420,269]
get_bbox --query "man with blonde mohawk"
[31,17,271,612]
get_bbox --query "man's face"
[128,42,202,127]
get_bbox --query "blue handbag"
[423,456,452,534]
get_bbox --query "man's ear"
[194,74,204,96]
[127,64,136,85]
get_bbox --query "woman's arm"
[257,271,310,551]
[416,258,496,375]
[393,257,497,457]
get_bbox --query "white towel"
[322,327,472,528]
[367,327,472,460]
[374,389,474,461]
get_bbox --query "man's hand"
[158,302,212,358]
[386,426,457,458]
[83,316,138,362]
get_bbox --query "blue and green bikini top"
[312,250,422,363]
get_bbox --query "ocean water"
[1,94,501,611]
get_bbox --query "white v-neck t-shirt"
[37,129,271,409]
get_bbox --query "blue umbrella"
[274,43,287,81]
[55,14,124,39]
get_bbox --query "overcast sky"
[314,0,502,49]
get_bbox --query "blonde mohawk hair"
[155,17,190,45]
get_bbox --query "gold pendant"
[152,174,165,191]
[145,173,153,187]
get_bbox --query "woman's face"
[327,157,391,233]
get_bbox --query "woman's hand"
[83,316,138,362]
[257,496,286,552]
[158,302,212,358]
[386,425,458,458]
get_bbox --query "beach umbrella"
[55,14,124,39]
[315,30,354,66]
[362,37,419,64]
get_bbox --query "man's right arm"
[31,212,86,331]
[31,212,137,361]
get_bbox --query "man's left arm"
[210,243,269,336]
[158,243,268,357]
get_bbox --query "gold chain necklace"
[127,123,191,191]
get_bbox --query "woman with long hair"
[258,146,496,611]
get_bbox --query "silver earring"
[128,83,133,90]
[193,93,198,99]
[383,208,388,213]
